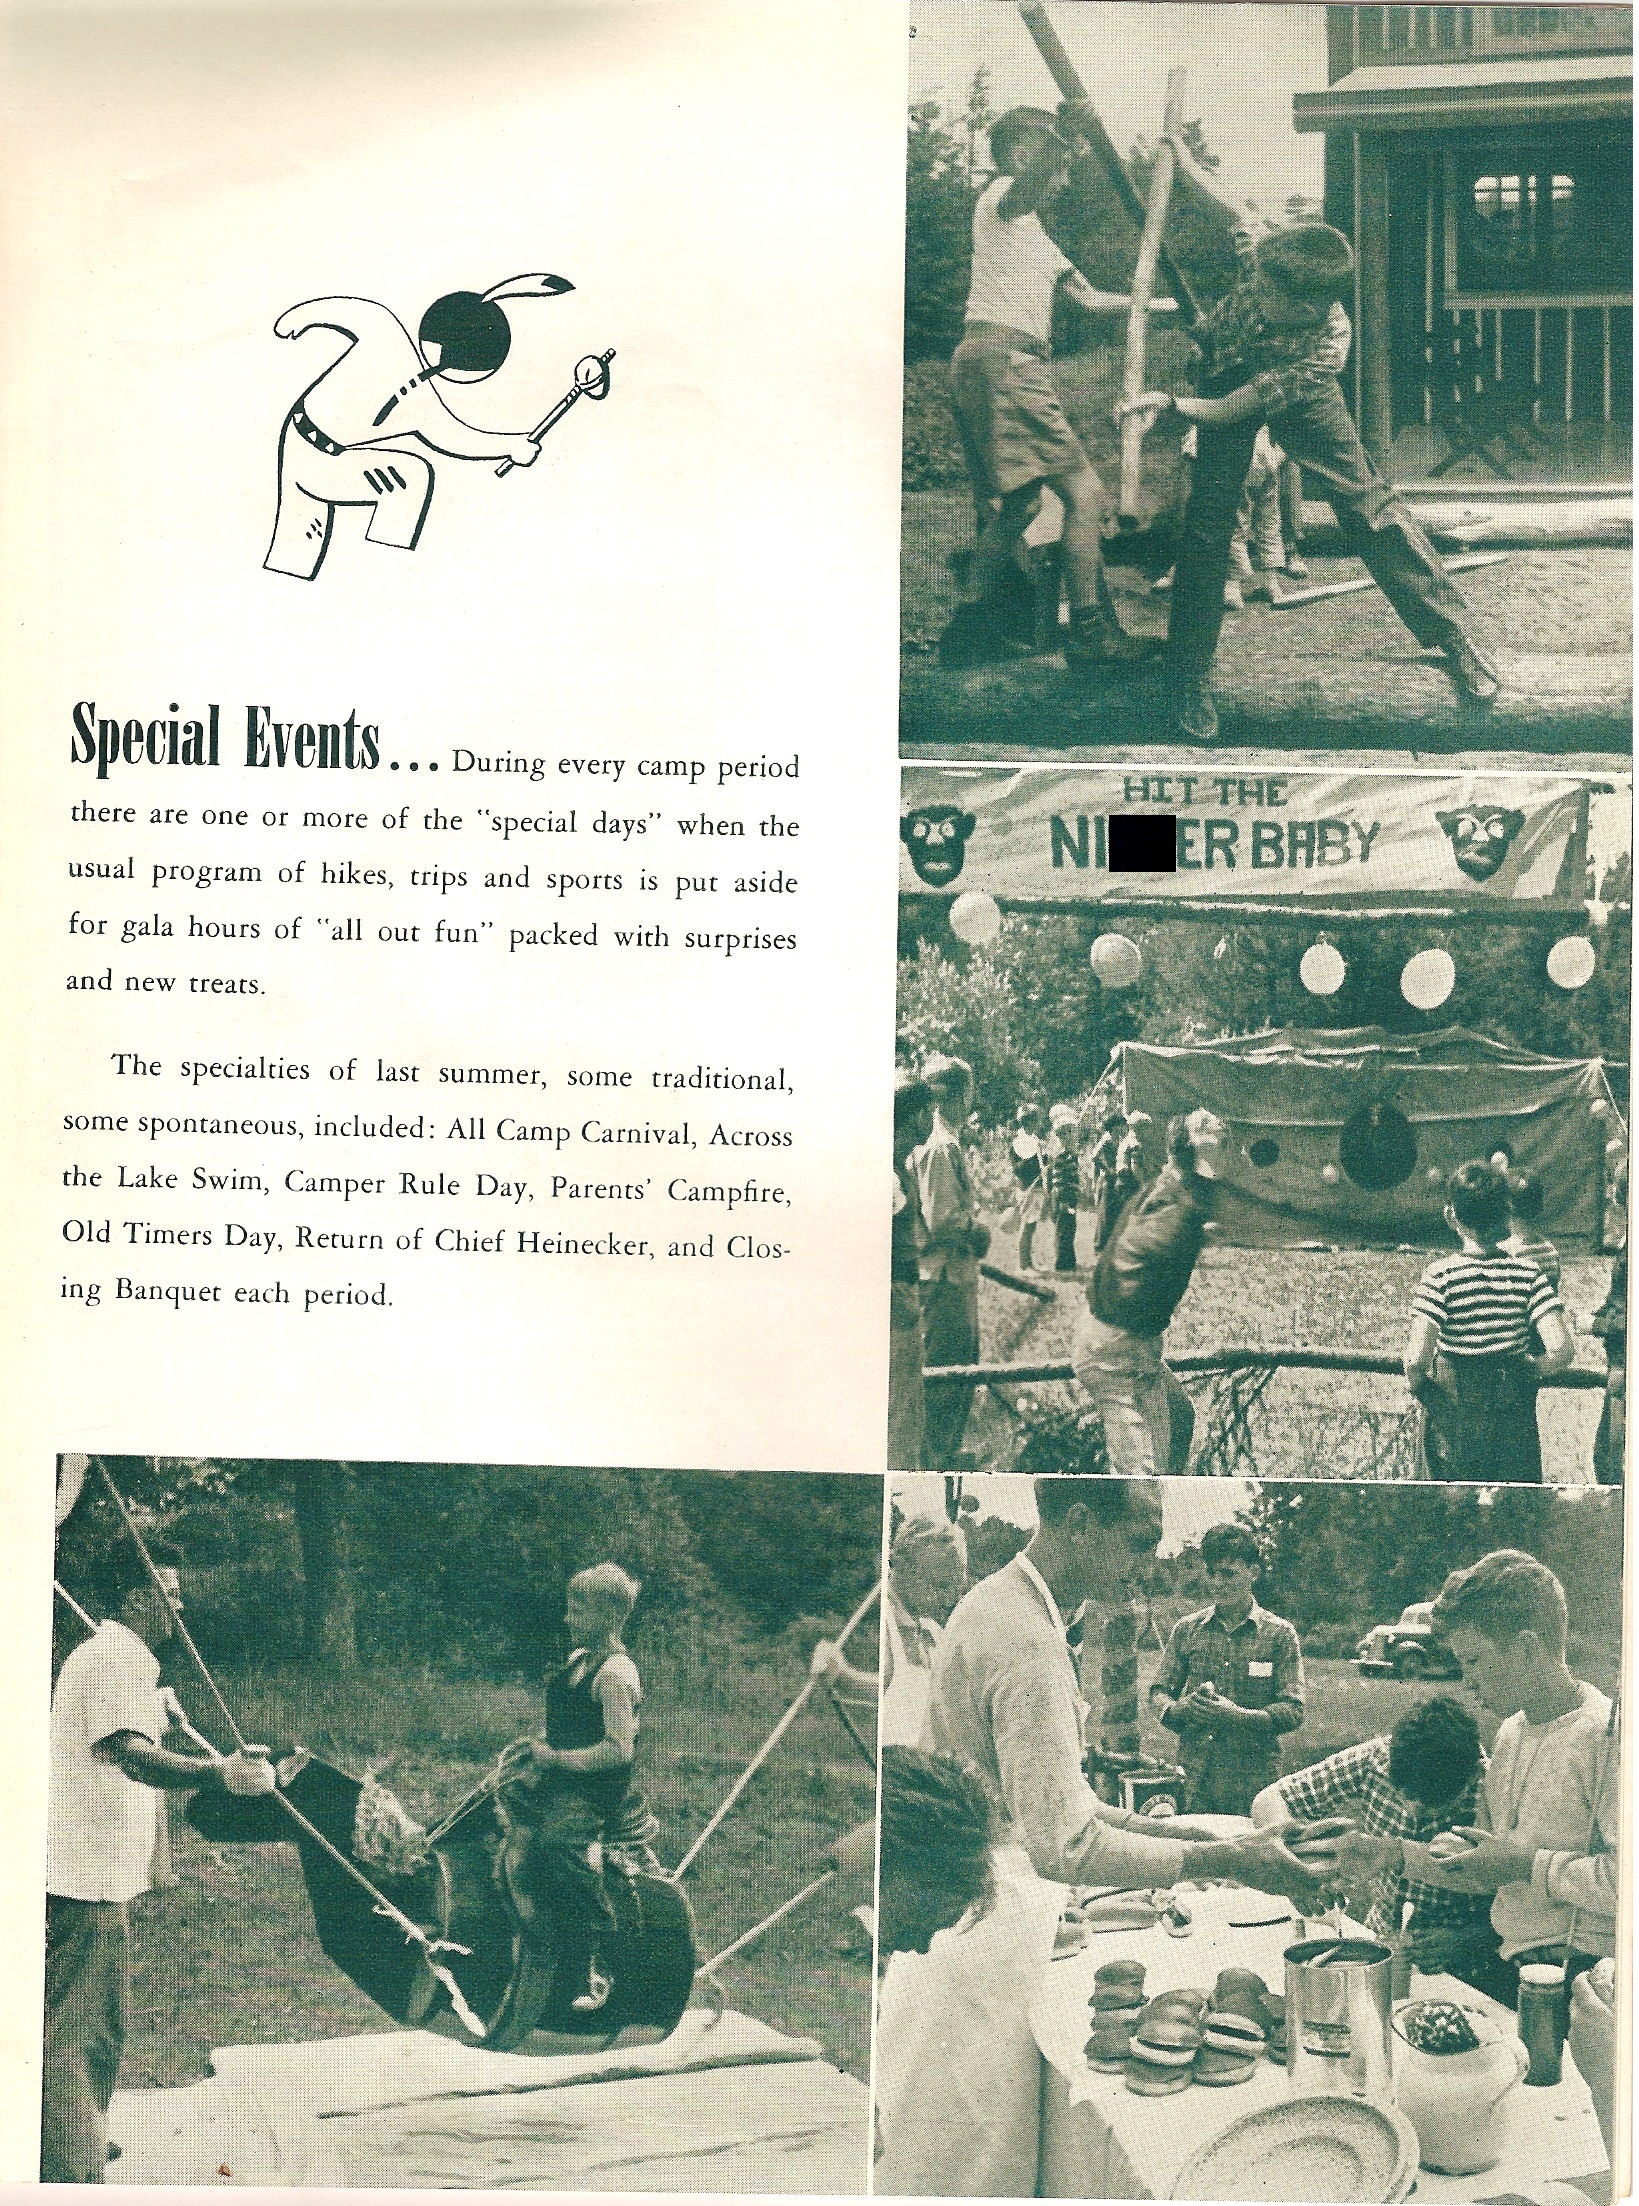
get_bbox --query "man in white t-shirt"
[45,1542,274,2184]
[1323,1549,1616,2028]
[941,104,1173,677]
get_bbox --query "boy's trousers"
[1168,378,1470,683]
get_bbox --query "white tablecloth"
[1030,1884,1608,2202]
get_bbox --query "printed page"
[5,2,1634,2202]
[0,0,905,2189]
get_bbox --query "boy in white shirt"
[941,104,1172,675]
[1328,1549,1615,2025]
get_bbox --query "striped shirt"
[1411,1249,1561,1357]
[1277,1736,1491,1942]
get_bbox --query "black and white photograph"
[873,1472,1620,2201]
[902,1,1631,758]
[893,765,1629,1479]
[44,1457,880,2192]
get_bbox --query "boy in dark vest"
[503,1563,644,2013]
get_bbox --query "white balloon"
[1426,1167,1445,1186]
[1401,948,1456,1010]
[1607,1138,1626,1159]
[1090,933,1143,989]
[1320,1163,1341,1185]
[1546,936,1597,990]
[949,891,1002,947]
[1590,1100,1611,1122]
[1300,942,1346,996]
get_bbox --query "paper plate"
[1169,2095,1418,2204]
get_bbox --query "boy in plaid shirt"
[1120,129,1499,743]
[1252,1697,1494,1968]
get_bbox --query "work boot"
[1441,633,1501,704]
[1063,603,1163,672]
[1222,576,1245,611]
[1244,572,1282,606]
[1283,553,1309,581]
[571,1961,613,2014]
[937,600,1018,670]
[1166,679,1220,745]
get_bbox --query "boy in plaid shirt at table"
[1406,1158,1573,1482]
[1251,1696,1495,1970]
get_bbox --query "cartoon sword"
[496,347,615,475]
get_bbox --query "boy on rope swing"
[500,1563,644,2015]
[1120,127,1500,745]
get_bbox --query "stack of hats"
[1212,1966,1287,2062]
[1084,1960,1147,2071]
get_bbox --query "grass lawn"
[961,1234,1614,1481]
[125,1650,876,2089]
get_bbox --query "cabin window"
[1454,152,1630,294]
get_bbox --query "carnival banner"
[899,769,1614,909]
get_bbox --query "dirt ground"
[958,1236,1616,1484]
[902,487,1632,766]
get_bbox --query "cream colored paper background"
[0,0,906,2177]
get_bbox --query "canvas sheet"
[1102,1026,1622,1245]
[109,2010,868,2193]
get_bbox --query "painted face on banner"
[900,805,976,887]
[1436,805,1526,883]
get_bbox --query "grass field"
[962,1229,1615,1481]
[124,1647,876,2089]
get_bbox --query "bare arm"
[1530,1306,1574,1379]
[1405,1311,1441,1387]
[97,1730,271,1794]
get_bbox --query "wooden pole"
[674,1579,880,1878]
[1120,71,1187,523]
[1016,1,1200,323]
[1270,550,1508,609]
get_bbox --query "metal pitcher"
[1284,1937,1395,2104]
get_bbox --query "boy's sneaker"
[1441,633,1501,703]
[1244,573,1282,606]
[571,1964,613,2014]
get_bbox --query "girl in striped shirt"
[1406,1159,1573,1483]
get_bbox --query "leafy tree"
[905,91,981,364]
[896,935,1043,1120]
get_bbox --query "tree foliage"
[899,908,1628,1132]
[1240,1483,1623,1660]
[54,1461,879,1677]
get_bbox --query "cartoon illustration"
[264,273,614,580]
